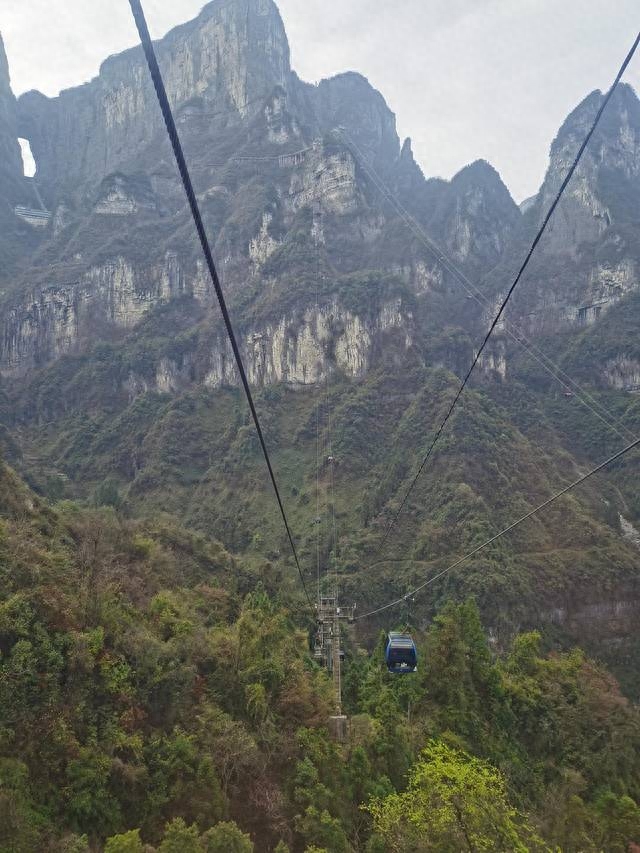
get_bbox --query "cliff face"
[0,34,44,279]
[483,83,640,347]
[3,0,523,384]
[430,159,521,271]
[0,251,412,386]
[0,35,24,209]
[17,0,292,199]
[1,254,208,374]
[311,71,401,169]
[6,0,640,395]
[538,84,640,254]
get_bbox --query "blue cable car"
[385,631,418,674]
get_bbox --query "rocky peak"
[0,33,24,209]
[429,159,521,270]
[17,0,292,199]
[450,158,512,193]
[395,137,426,190]
[551,84,640,174]
[537,82,640,253]
[312,72,400,172]
[386,136,448,226]
[109,0,292,107]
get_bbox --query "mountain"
[429,158,521,271]
[538,83,640,252]
[2,2,640,849]
[1,0,639,659]
[16,0,291,198]
[491,84,640,341]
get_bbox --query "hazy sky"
[2,1,639,200]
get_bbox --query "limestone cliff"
[5,0,640,398]
[310,71,401,171]
[0,251,413,390]
[18,0,292,199]
[429,159,521,272]
[536,84,640,255]
[0,34,25,209]
[138,296,412,396]
[1,254,208,375]
[486,84,640,345]
[0,34,44,279]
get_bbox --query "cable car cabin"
[385,632,418,674]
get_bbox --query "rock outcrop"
[0,252,413,386]
[491,84,640,339]
[0,34,25,209]
[429,159,521,271]
[535,83,640,255]
[203,297,412,389]
[1,254,203,374]
[310,71,401,170]
[17,0,292,199]
[4,0,640,396]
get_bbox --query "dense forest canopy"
[0,464,638,850]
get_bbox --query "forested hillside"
[0,462,639,851]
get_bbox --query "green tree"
[104,829,145,853]
[0,758,45,853]
[200,820,254,852]
[366,740,546,852]
[159,818,202,853]
[368,690,412,788]
[424,600,507,742]
[145,728,227,829]
[295,806,351,853]
[593,791,640,853]
[65,748,121,837]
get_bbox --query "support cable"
[327,385,339,574]
[314,206,323,605]
[357,436,640,620]
[315,390,322,603]
[129,0,313,609]
[317,198,339,588]
[345,30,640,557]
[326,364,342,715]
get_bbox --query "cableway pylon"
[314,591,355,739]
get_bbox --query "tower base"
[328,715,349,741]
